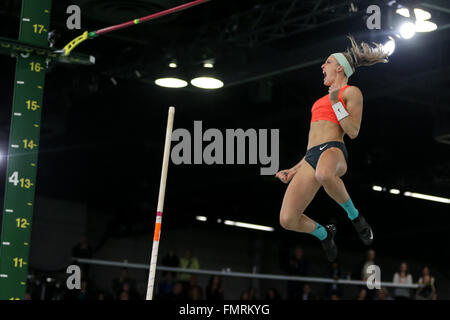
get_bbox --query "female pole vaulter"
[276,36,389,262]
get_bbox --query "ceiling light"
[155,61,188,88]
[399,22,416,39]
[404,192,450,204]
[415,20,437,32]
[396,8,410,18]
[155,77,188,88]
[191,77,224,89]
[383,36,396,55]
[224,220,274,232]
[413,8,431,21]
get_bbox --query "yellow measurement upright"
[0,0,52,300]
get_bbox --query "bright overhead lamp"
[415,20,437,32]
[155,61,188,88]
[383,36,396,55]
[191,77,224,89]
[404,192,450,204]
[155,77,188,88]
[399,22,416,39]
[190,62,224,90]
[396,8,410,18]
[413,8,431,21]
[224,220,274,232]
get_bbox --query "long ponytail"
[342,35,389,73]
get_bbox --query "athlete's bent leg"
[279,161,321,234]
[315,147,373,245]
[279,162,338,261]
[315,147,350,204]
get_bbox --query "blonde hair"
[342,35,389,74]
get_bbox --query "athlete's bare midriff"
[307,120,345,150]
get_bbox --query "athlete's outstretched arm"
[339,86,363,139]
[291,156,306,170]
[275,156,306,183]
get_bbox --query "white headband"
[332,53,354,78]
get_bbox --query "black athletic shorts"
[304,141,348,170]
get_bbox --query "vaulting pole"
[146,107,175,300]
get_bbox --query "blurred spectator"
[393,262,413,300]
[97,291,105,300]
[25,292,32,300]
[112,268,137,300]
[161,249,180,278]
[418,266,434,284]
[330,293,340,300]
[168,282,186,301]
[121,282,141,300]
[178,249,200,292]
[72,234,93,278]
[205,275,224,300]
[375,287,393,300]
[356,288,367,300]
[287,245,309,300]
[265,288,281,300]
[416,274,437,300]
[248,287,258,300]
[326,260,343,299]
[187,275,203,300]
[416,266,437,300]
[157,272,176,300]
[188,285,204,300]
[301,284,315,300]
[76,279,93,300]
[356,249,377,300]
[359,249,376,281]
[240,290,250,300]
[119,291,129,300]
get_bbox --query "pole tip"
[169,106,175,114]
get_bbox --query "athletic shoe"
[352,215,374,245]
[320,224,338,262]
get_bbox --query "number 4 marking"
[9,172,19,186]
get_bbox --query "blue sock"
[310,222,328,241]
[339,197,359,221]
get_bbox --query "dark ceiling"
[0,0,449,268]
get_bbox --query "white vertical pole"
[146,106,175,300]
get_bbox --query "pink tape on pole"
[157,211,163,217]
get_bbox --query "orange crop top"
[311,85,350,124]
